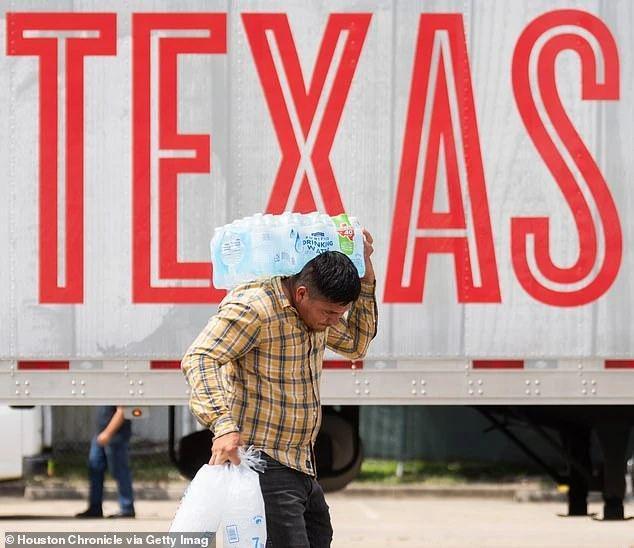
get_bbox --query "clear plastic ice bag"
[170,446,267,548]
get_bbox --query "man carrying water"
[182,230,377,547]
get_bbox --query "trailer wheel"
[315,406,363,493]
[173,406,364,492]
[176,429,212,480]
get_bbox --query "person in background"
[182,232,377,547]
[76,405,135,518]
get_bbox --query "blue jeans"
[88,435,135,513]
[258,453,333,548]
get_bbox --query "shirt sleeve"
[326,280,378,360]
[181,300,261,438]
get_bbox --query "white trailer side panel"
[1,1,634,374]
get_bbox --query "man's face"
[294,286,351,332]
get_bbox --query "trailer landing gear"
[477,406,633,521]
[595,423,629,520]
[562,427,592,517]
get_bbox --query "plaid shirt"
[181,276,377,475]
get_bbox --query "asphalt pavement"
[1,495,634,548]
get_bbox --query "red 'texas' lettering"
[242,13,371,214]
[7,13,116,304]
[511,10,621,306]
[132,13,226,303]
[384,14,500,303]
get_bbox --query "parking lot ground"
[1,496,634,548]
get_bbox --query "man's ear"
[295,285,308,303]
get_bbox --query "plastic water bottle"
[211,212,365,288]
[275,212,300,275]
[347,215,366,276]
[250,214,275,276]
[212,226,242,288]
[300,212,332,265]
[211,219,250,288]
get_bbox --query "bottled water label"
[332,213,355,255]
[302,231,335,255]
[292,229,302,253]
[276,251,295,267]
[220,232,244,266]
[211,211,365,288]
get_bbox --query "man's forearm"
[102,407,125,436]
[182,352,239,435]
[350,280,378,354]
[326,280,378,359]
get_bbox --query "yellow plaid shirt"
[181,276,377,475]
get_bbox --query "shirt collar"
[271,276,295,310]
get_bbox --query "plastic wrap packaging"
[211,211,365,288]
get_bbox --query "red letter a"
[385,14,500,303]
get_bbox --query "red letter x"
[242,13,371,214]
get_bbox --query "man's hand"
[361,228,375,283]
[96,407,125,447]
[96,431,111,447]
[209,431,241,466]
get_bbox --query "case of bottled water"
[211,212,365,288]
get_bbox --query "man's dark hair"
[293,251,361,304]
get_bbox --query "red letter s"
[511,10,621,306]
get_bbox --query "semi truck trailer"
[2,0,634,520]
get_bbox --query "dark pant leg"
[105,437,135,513]
[259,455,311,548]
[305,478,333,548]
[88,437,107,510]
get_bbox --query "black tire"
[318,441,363,493]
